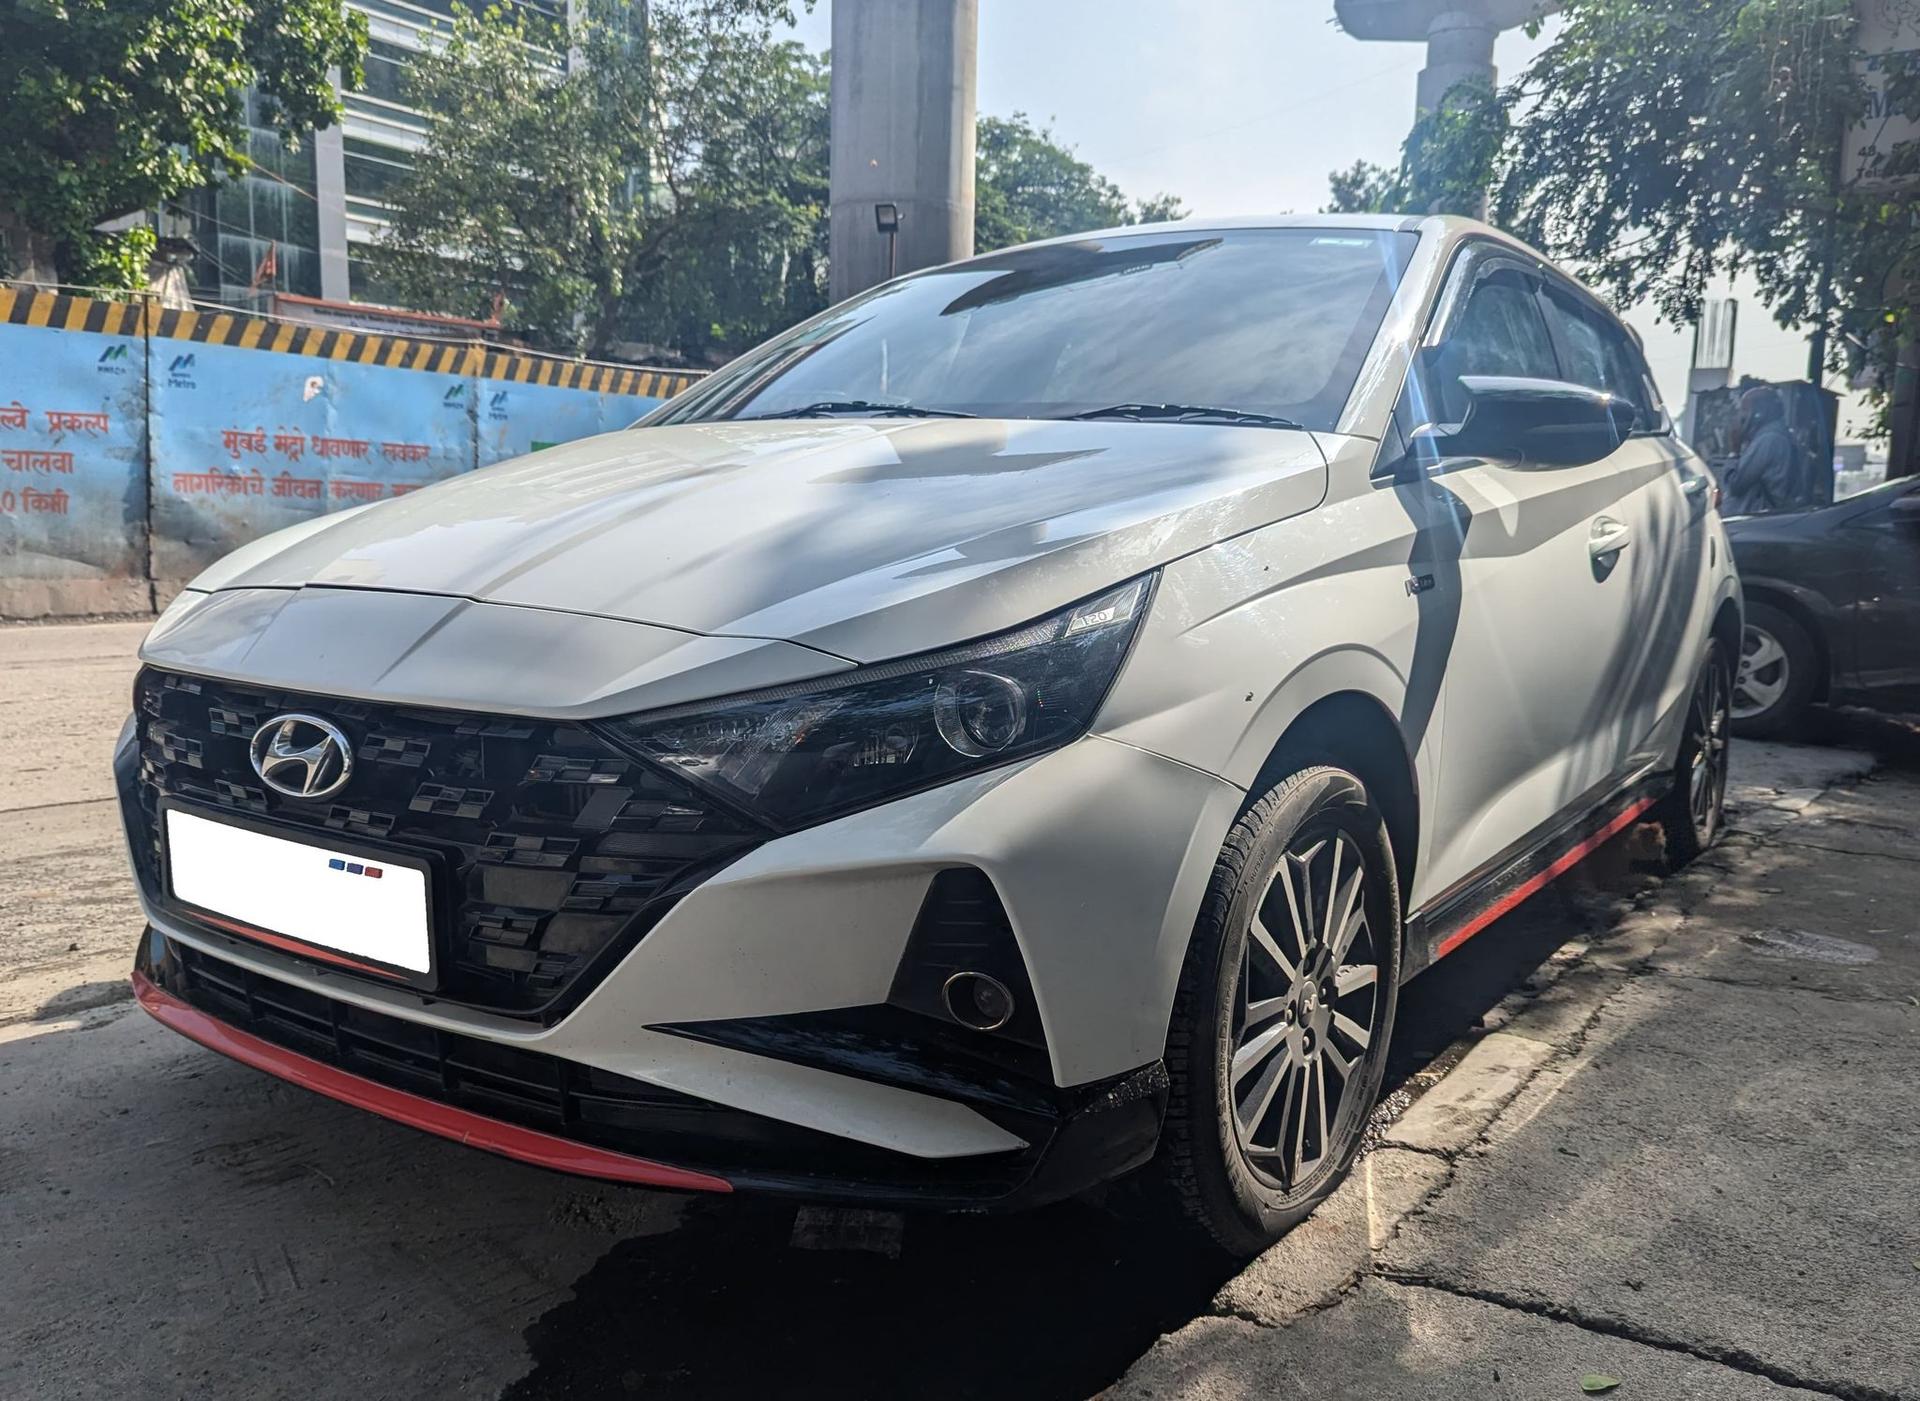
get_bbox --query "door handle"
[1588,516,1633,560]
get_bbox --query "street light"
[874,202,900,280]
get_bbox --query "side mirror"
[1889,493,1920,528]
[1414,375,1636,469]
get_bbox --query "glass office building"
[186,0,568,312]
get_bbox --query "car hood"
[190,418,1328,663]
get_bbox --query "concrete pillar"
[1335,1,1553,121]
[1416,10,1499,114]
[829,0,978,304]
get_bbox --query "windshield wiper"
[740,399,977,421]
[1061,402,1306,430]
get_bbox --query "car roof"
[989,212,1516,250]
[971,214,1563,288]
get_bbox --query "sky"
[782,2,1874,448]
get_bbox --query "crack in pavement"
[0,795,118,817]
[1371,1271,1906,1401]
[1632,965,1912,1006]
[1768,834,1920,865]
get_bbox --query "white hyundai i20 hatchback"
[121,215,1738,1254]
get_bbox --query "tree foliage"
[0,0,365,287]
[1324,159,1399,217]
[380,16,1184,362]
[1322,81,1510,218]
[1328,0,1920,438]
[376,0,821,361]
[1488,0,1865,334]
[975,113,1185,251]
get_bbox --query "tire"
[1149,765,1402,1258]
[1731,602,1817,739]
[1657,637,1733,871]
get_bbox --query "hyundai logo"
[248,713,354,800]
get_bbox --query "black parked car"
[1726,475,1920,736]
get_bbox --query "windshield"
[653,228,1419,433]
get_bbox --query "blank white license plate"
[165,808,433,974]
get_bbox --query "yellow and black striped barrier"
[0,287,702,398]
[0,286,147,337]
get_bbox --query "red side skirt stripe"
[1432,796,1656,961]
[131,970,732,1194]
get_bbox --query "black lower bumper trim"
[138,926,1165,1211]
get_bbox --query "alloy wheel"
[1734,625,1790,721]
[1229,829,1382,1193]
[1689,655,1732,841]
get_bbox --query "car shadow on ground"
[31,979,133,1021]
[504,851,1664,1401]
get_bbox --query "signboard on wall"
[476,378,667,467]
[0,301,150,615]
[0,286,705,614]
[1846,0,1920,189]
[147,340,472,582]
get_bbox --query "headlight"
[604,574,1155,829]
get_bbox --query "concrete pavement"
[3,620,1915,1400]
[0,620,149,1028]
[1116,761,1920,1399]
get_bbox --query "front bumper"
[135,924,1166,1209]
[121,707,1243,1208]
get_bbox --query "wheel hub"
[1734,625,1790,719]
[1688,655,1732,838]
[1230,829,1384,1193]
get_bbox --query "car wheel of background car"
[1150,765,1401,1258]
[1656,638,1733,870]
[1732,602,1817,738]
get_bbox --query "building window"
[344,138,414,206]
[185,92,322,305]
[360,39,418,108]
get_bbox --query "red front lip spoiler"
[131,970,732,1194]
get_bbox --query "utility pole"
[828,0,979,303]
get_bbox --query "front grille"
[130,668,767,1019]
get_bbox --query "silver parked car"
[120,216,1739,1255]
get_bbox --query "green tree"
[381,21,1185,361]
[0,0,365,288]
[622,40,830,362]
[1487,1,1865,334]
[1322,81,1508,217]
[1327,1,1920,463]
[376,0,818,361]
[1324,159,1400,216]
[975,112,1185,252]
[1484,0,1920,462]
